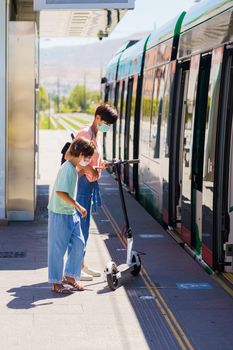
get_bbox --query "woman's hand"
[83,165,99,182]
[101,161,110,169]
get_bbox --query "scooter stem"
[127,237,133,265]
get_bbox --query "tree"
[39,85,49,111]
[68,85,86,112]
[68,84,100,113]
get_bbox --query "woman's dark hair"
[69,137,95,158]
[95,104,118,124]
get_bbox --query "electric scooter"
[105,159,142,290]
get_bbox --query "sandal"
[62,276,84,291]
[52,283,73,294]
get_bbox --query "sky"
[40,0,198,48]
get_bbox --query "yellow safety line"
[102,204,194,350]
[222,273,233,285]
[212,274,233,297]
[141,273,188,350]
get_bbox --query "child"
[48,137,95,294]
[65,104,118,281]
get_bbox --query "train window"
[119,80,127,160]
[112,82,120,159]
[124,78,134,161]
[181,54,201,245]
[109,84,115,105]
[192,54,212,191]
[150,66,166,158]
[141,69,155,157]
[115,81,125,159]
[129,76,138,160]
[201,47,232,268]
[169,60,190,230]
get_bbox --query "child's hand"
[78,205,87,218]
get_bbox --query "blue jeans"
[76,175,101,248]
[48,211,85,283]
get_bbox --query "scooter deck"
[117,263,134,273]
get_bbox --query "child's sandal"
[52,283,73,294]
[62,277,84,291]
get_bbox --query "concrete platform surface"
[0,130,233,350]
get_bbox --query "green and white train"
[101,0,233,274]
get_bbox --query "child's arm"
[56,191,87,217]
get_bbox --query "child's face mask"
[79,158,91,166]
[97,123,110,133]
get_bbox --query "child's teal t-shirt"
[48,161,77,215]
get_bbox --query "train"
[101,0,233,274]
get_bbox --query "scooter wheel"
[106,263,119,290]
[131,254,141,276]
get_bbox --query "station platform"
[0,130,233,350]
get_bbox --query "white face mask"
[79,158,91,167]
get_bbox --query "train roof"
[146,12,186,50]
[117,35,150,78]
[105,40,138,81]
[180,0,233,33]
[115,40,138,55]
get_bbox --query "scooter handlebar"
[107,159,140,166]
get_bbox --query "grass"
[66,115,90,125]
[60,117,81,131]
[39,112,92,130]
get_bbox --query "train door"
[227,114,233,272]
[224,50,233,273]
[129,76,138,192]
[116,80,125,159]
[180,54,212,247]
[102,83,110,160]
[179,55,201,245]
[120,80,127,161]
[201,48,224,266]
[160,61,176,225]
[113,82,119,159]
[124,77,134,186]
[215,47,233,272]
[169,60,190,230]
[138,67,157,217]
[103,83,114,160]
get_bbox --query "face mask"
[97,124,110,133]
[79,158,91,167]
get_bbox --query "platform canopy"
[15,0,135,37]
[34,1,135,10]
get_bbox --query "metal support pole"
[0,0,7,223]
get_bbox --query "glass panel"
[115,81,125,159]
[140,69,154,157]
[202,47,224,262]
[160,61,176,224]
[150,67,165,159]
[120,81,127,160]
[129,77,137,160]
[181,55,200,244]
[105,83,114,160]
[112,82,119,159]
[123,78,133,185]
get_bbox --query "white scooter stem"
[127,237,133,265]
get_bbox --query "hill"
[40,32,148,94]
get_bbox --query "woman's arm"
[56,191,87,217]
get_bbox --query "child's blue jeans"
[76,175,101,248]
[48,211,85,283]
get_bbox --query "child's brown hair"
[69,137,95,158]
[95,104,118,124]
